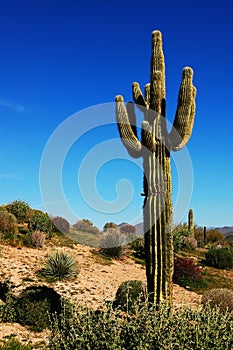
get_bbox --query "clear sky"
[0,0,232,229]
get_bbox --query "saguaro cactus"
[115,30,196,305]
[188,208,194,235]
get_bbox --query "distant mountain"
[135,222,144,235]
[215,226,233,236]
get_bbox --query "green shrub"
[29,209,52,238]
[202,288,233,313]
[15,286,62,331]
[99,228,129,259]
[131,237,145,260]
[0,211,18,236]
[39,250,78,281]
[103,222,118,231]
[73,219,100,234]
[113,280,147,313]
[173,256,202,288]
[6,200,31,224]
[0,336,33,350]
[173,226,196,253]
[205,247,233,269]
[49,302,233,349]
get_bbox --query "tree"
[6,200,31,224]
[52,216,70,234]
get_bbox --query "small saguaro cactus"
[115,30,196,305]
[188,208,194,235]
[203,226,207,245]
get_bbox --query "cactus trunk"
[115,30,196,305]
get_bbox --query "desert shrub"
[103,222,118,231]
[49,302,233,349]
[206,229,225,244]
[205,247,233,269]
[15,286,63,332]
[113,280,147,313]
[0,336,33,350]
[131,237,145,260]
[6,200,31,224]
[31,230,46,248]
[99,228,129,258]
[120,224,136,235]
[73,219,100,234]
[202,288,233,313]
[173,256,202,288]
[0,211,18,236]
[39,250,78,281]
[52,216,70,234]
[173,226,195,253]
[0,279,13,303]
[29,210,52,238]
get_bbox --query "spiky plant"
[40,250,78,281]
[115,30,196,305]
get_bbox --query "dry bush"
[202,288,233,312]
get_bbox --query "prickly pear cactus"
[115,30,196,305]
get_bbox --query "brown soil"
[0,243,202,347]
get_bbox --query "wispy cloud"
[34,199,72,209]
[0,173,19,180]
[0,97,24,112]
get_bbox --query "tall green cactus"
[188,208,194,235]
[115,30,196,305]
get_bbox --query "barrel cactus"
[115,30,196,305]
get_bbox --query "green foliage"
[205,247,233,269]
[173,256,203,288]
[113,280,146,313]
[131,237,145,260]
[52,216,70,234]
[49,302,233,349]
[202,288,233,313]
[103,222,118,231]
[99,228,129,259]
[206,229,225,244]
[0,211,18,236]
[39,250,78,281]
[73,220,100,234]
[173,225,197,253]
[30,210,52,238]
[0,336,33,350]
[14,286,63,332]
[6,200,31,224]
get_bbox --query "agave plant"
[40,250,78,281]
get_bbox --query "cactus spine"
[115,30,196,305]
[188,209,194,235]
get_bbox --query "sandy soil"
[0,243,202,347]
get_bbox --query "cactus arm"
[150,30,165,102]
[115,95,142,158]
[126,102,138,139]
[132,82,148,111]
[167,67,196,151]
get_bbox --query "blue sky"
[0,0,232,229]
